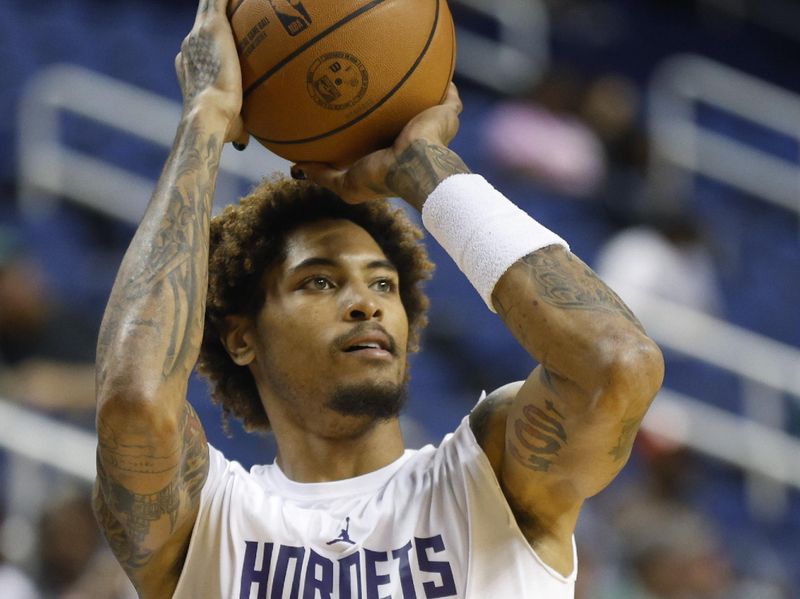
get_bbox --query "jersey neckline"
[251,449,420,500]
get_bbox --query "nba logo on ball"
[269,0,312,35]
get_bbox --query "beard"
[326,380,408,420]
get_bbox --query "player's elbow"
[95,378,183,447]
[97,390,181,434]
[600,334,664,412]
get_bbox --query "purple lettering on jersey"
[338,551,363,599]
[415,536,457,598]
[238,535,455,598]
[364,549,391,599]
[271,545,305,599]
[303,549,334,599]
[240,541,273,599]
[391,541,417,599]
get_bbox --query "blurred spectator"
[635,431,699,503]
[580,74,642,161]
[574,502,626,599]
[0,502,38,599]
[597,500,790,599]
[0,557,38,599]
[594,212,723,315]
[606,501,735,599]
[37,492,135,599]
[579,74,653,219]
[483,67,654,212]
[483,67,608,198]
[0,225,96,415]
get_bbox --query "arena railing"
[695,0,800,45]
[449,0,549,95]
[14,64,800,507]
[646,53,800,516]
[648,53,800,224]
[619,283,800,519]
[17,63,291,223]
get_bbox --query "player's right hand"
[175,0,249,148]
[296,83,463,209]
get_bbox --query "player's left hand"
[175,0,249,148]
[293,83,463,207]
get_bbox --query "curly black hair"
[196,175,434,432]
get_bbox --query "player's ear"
[220,315,257,366]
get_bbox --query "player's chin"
[325,379,408,421]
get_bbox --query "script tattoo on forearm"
[513,246,644,331]
[385,140,470,210]
[95,403,208,574]
[508,401,568,472]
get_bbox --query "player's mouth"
[338,327,395,360]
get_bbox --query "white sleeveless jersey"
[172,414,577,598]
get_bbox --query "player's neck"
[272,417,405,483]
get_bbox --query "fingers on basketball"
[298,150,392,204]
[174,53,184,87]
[195,0,224,24]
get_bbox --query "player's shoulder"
[469,380,524,439]
[468,381,524,473]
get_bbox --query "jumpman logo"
[326,517,356,546]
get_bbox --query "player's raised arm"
[92,0,246,596]
[477,244,663,574]
[299,83,663,577]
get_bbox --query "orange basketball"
[227,0,456,166]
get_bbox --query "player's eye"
[372,278,396,293]
[304,276,334,291]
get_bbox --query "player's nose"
[343,286,382,321]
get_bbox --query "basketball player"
[92,1,664,597]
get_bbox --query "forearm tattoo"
[385,140,470,210]
[182,31,222,103]
[95,403,208,574]
[497,246,644,332]
[96,120,220,386]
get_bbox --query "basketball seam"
[227,0,246,20]
[242,0,388,100]
[438,8,456,105]
[256,0,443,146]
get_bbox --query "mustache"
[333,323,397,355]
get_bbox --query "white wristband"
[421,174,569,312]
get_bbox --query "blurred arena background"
[1,0,799,597]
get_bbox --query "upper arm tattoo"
[95,402,208,575]
[608,416,644,462]
[507,400,568,473]
[496,246,644,332]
